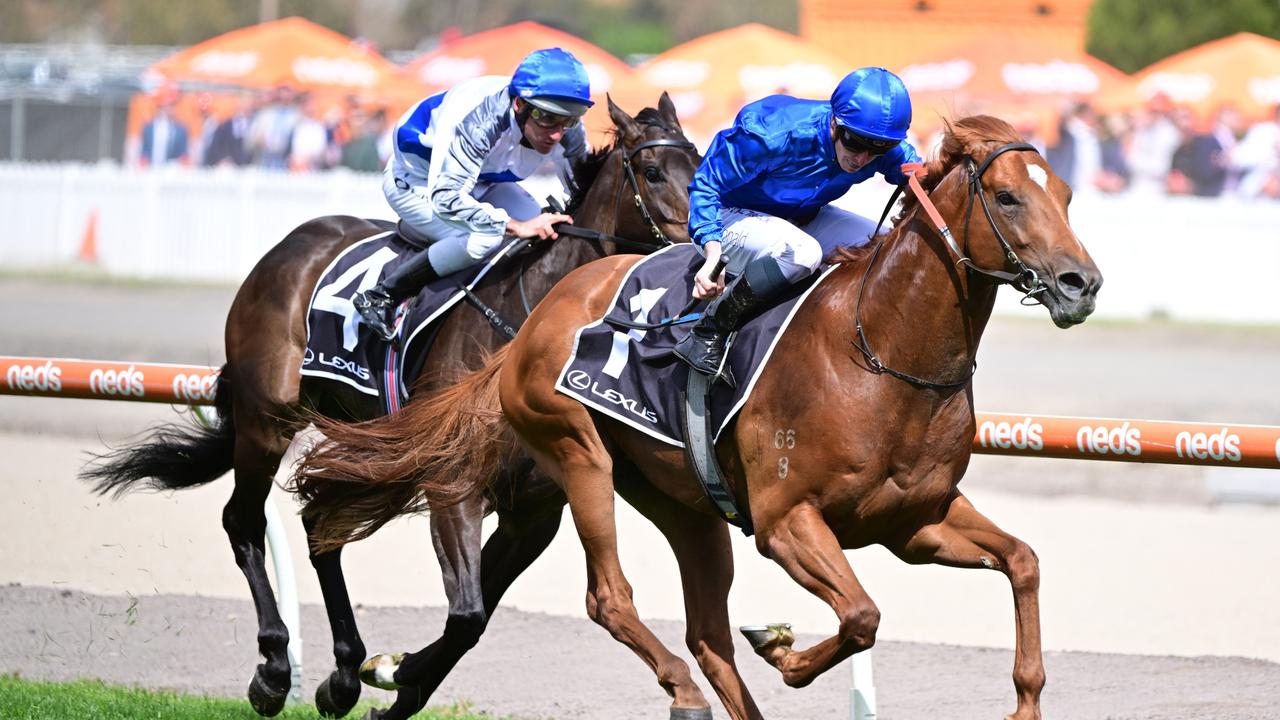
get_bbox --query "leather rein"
[851,142,1046,390]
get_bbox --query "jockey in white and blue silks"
[673,66,921,377]
[353,47,592,342]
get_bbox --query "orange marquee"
[1124,33,1280,121]
[402,21,631,96]
[400,21,638,144]
[636,23,854,145]
[897,32,1129,139]
[147,16,420,102]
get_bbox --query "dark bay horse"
[297,116,1102,720]
[82,94,699,720]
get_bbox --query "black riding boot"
[673,256,790,378]
[353,249,441,341]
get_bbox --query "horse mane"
[894,114,1024,223]
[829,114,1025,267]
[564,107,683,214]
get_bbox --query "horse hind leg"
[886,492,1044,720]
[366,488,565,720]
[615,467,764,720]
[225,413,301,717]
[555,450,714,718]
[301,514,367,718]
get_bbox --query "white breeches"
[383,172,541,275]
[708,204,885,281]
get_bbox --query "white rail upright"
[263,491,304,704]
[851,650,877,720]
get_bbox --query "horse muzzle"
[1041,265,1103,328]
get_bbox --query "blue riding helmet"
[510,47,594,117]
[830,67,912,142]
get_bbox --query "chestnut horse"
[297,116,1102,720]
[83,95,698,720]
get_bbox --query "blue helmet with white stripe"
[830,67,912,142]
[510,47,594,117]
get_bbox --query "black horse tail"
[81,367,235,497]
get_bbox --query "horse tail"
[294,345,514,552]
[81,367,236,497]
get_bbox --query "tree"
[1087,0,1280,73]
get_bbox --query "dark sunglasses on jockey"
[836,125,899,156]
[526,105,582,131]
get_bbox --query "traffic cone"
[78,209,98,264]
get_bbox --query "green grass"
[0,674,511,719]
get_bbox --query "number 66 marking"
[773,429,795,449]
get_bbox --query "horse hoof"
[247,670,289,717]
[740,622,795,652]
[359,652,406,691]
[670,707,714,720]
[315,674,361,718]
[360,709,385,720]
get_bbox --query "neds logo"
[977,417,1043,451]
[90,365,145,397]
[1175,428,1241,463]
[173,373,218,403]
[1076,422,1141,457]
[5,360,62,393]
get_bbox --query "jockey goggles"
[526,105,582,131]
[836,126,899,156]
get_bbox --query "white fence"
[2,162,1279,324]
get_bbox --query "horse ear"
[607,94,641,143]
[657,91,681,130]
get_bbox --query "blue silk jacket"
[688,95,921,247]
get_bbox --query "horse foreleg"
[753,502,880,688]
[302,514,366,718]
[616,471,763,720]
[225,424,295,717]
[887,491,1044,720]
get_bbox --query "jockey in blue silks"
[673,66,921,377]
[354,47,593,341]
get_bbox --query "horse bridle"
[852,141,1043,390]
[549,136,698,252]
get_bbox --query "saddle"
[300,230,529,416]
[554,244,830,534]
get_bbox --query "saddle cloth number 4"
[313,247,399,350]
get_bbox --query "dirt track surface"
[3,277,1280,719]
[5,585,1279,720]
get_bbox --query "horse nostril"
[1056,271,1086,300]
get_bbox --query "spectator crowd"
[1019,95,1280,200]
[132,85,391,174]
[133,84,1280,202]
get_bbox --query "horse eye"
[643,166,663,182]
[996,191,1019,207]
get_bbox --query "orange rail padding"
[0,356,219,405]
[974,412,1280,470]
[2,357,1278,471]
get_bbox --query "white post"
[263,493,303,704]
[850,650,876,720]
